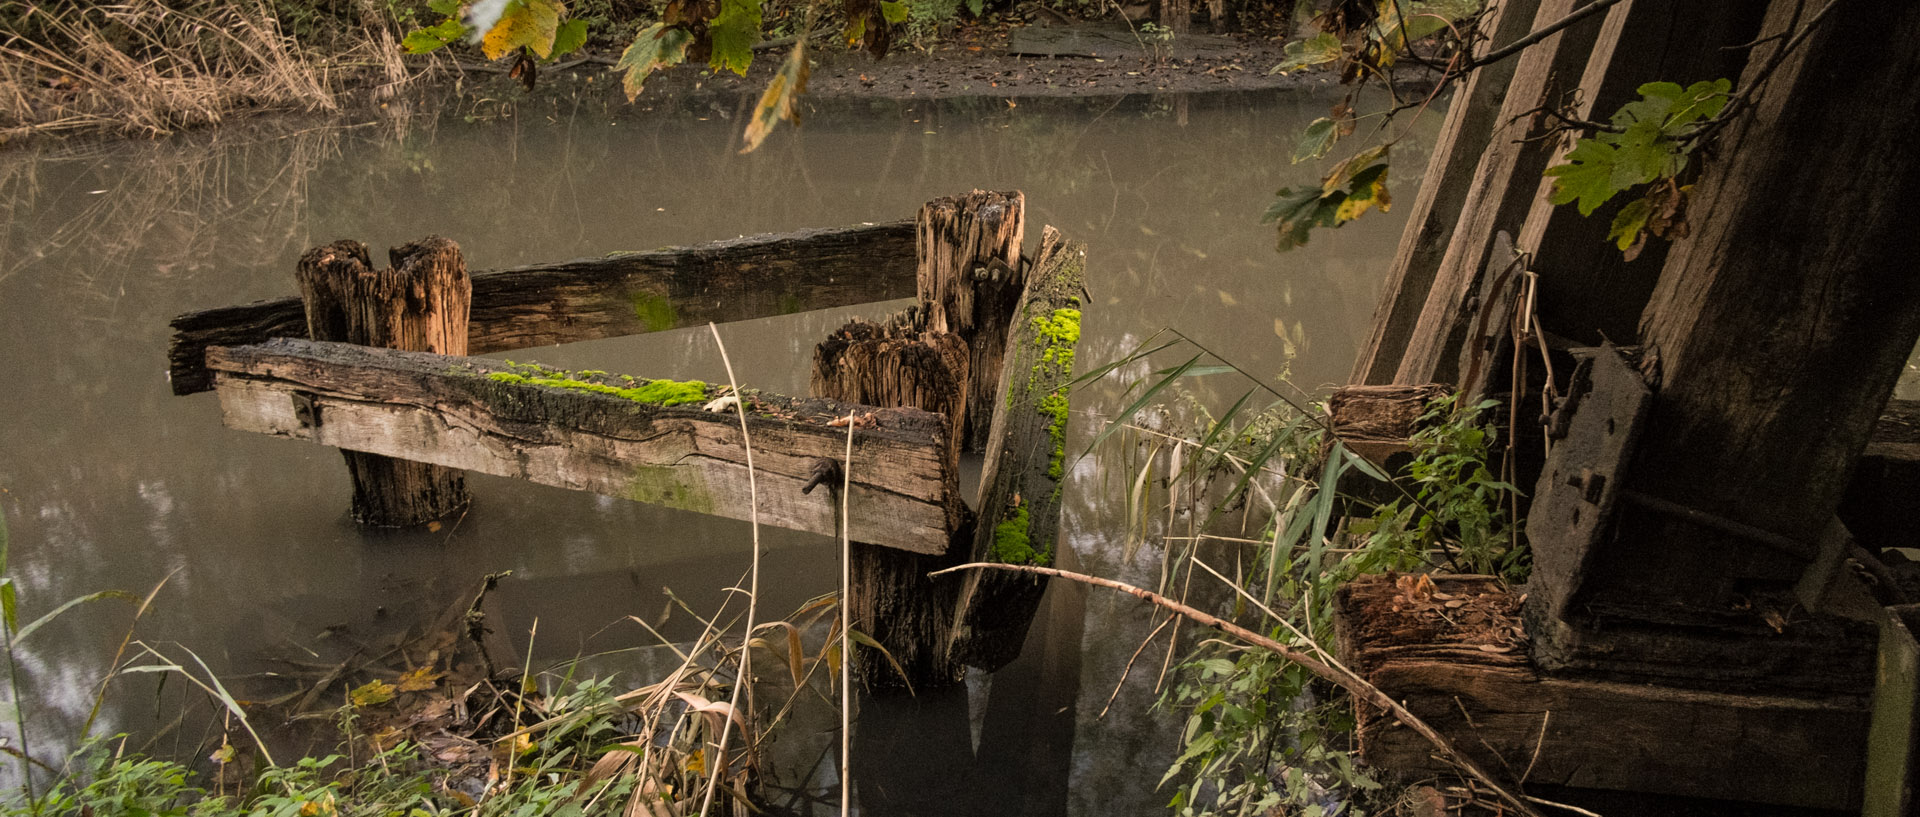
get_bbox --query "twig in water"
[927,562,1548,817]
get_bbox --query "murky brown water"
[0,87,1433,814]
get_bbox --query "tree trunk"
[295,237,472,526]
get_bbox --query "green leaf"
[0,579,15,635]
[550,18,589,58]
[430,0,462,13]
[966,0,983,15]
[880,0,909,23]
[615,23,693,101]
[1608,195,1653,251]
[1269,32,1341,74]
[402,18,469,53]
[708,0,762,75]
[1292,117,1338,164]
[1543,138,1623,216]
[11,590,132,646]
[740,41,810,154]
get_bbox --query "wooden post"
[1389,0,1606,386]
[917,190,1025,452]
[949,227,1085,670]
[295,237,472,526]
[1348,0,1541,385]
[811,312,973,690]
[1866,605,1920,817]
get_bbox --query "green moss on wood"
[625,465,715,514]
[1031,307,1080,482]
[630,292,679,332]
[483,368,709,407]
[991,504,1048,565]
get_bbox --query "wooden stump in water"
[916,190,1025,452]
[812,310,973,690]
[295,237,472,526]
[949,226,1084,670]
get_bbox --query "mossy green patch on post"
[775,293,808,315]
[1030,307,1081,482]
[481,367,709,407]
[630,291,679,333]
[990,504,1047,564]
[625,465,715,515]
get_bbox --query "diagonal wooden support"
[205,338,963,553]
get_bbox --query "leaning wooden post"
[917,190,1025,452]
[812,309,974,690]
[295,237,473,526]
[949,226,1085,670]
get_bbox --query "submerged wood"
[917,190,1026,450]
[1334,573,1868,810]
[205,338,962,553]
[296,237,472,526]
[169,221,918,395]
[949,226,1085,671]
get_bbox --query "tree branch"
[1465,0,1631,71]
[927,562,1549,817]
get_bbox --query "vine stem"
[927,562,1549,817]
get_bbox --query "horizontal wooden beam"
[1335,574,1867,811]
[205,338,961,553]
[169,221,918,395]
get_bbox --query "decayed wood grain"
[1392,0,1605,386]
[169,221,918,395]
[1335,573,1869,811]
[204,338,960,553]
[296,236,473,526]
[1349,0,1541,385]
[811,309,970,466]
[917,190,1025,450]
[949,227,1084,671]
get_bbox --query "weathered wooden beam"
[1349,0,1542,385]
[1391,0,1606,386]
[1594,0,1920,620]
[168,221,918,395]
[917,190,1026,451]
[1866,604,1920,817]
[1335,574,1869,811]
[949,226,1085,671]
[295,237,473,526]
[204,338,961,553]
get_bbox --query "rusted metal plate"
[1526,345,1650,623]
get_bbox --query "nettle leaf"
[1293,117,1338,164]
[481,0,563,60]
[1269,32,1341,74]
[708,0,762,75]
[615,23,693,101]
[740,41,810,153]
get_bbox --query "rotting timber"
[167,192,1081,691]
[1331,0,1920,810]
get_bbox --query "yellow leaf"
[348,679,396,708]
[395,666,445,692]
[685,748,706,774]
[739,41,810,154]
[482,0,562,60]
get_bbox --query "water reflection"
[0,87,1432,813]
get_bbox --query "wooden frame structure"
[167,192,1083,689]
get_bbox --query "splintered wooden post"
[917,190,1025,452]
[949,226,1085,671]
[295,237,472,526]
[812,311,973,690]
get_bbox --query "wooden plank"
[1865,604,1920,817]
[168,221,918,395]
[1349,0,1542,385]
[1392,0,1606,386]
[1335,574,1869,811]
[204,338,961,553]
[949,226,1086,671]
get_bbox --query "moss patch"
[1031,307,1081,482]
[630,292,679,333]
[991,504,1047,564]
[625,465,714,515]
[483,367,709,407]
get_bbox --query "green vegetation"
[1032,307,1081,482]
[483,364,710,407]
[628,292,679,333]
[990,505,1042,564]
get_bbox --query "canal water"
[0,85,1431,813]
